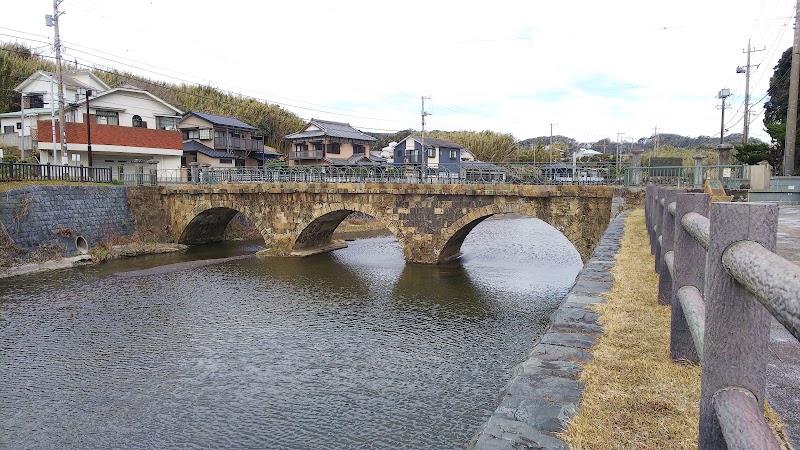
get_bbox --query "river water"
[0,216,582,449]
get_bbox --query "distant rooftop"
[285,118,376,142]
[184,111,257,131]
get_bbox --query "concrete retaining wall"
[0,185,133,257]
[469,211,628,450]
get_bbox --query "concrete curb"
[469,211,629,450]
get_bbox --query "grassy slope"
[561,209,788,449]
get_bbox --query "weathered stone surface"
[161,183,616,264]
[511,357,583,379]
[470,211,629,449]
[468,415,570,450]
[549,307,603,334]
[540,332,597,349]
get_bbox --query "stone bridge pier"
[161,183,619,264]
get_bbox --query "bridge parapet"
[161,183,618,264]
[159,182,617,198]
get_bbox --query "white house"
[0,69,110,140]
[4,70,185,175]
[36,84,184,174]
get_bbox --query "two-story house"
[0,70,111,159]
[393,135,464,175]
[284,118,377,166]
[34,86,184,176]
[178,112,265,167]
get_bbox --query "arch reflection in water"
[0,216,582,449]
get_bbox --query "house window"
[96,110,119,125]
[156,116,178,130]
[183,129,200,140]
[199,128,212,140]
[3,125,13,134]
[426,146,436,158]
[219,158,233,164]
[328,143,340,154]
[132,115,143,127]
[26,93,44,109]
[353,144,365,155]
[16,122,22,130]
[449,149,458,159]
[296,143,308,152]
[313,143,324,152]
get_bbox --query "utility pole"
[616,132,625,174]
[47,1,68,162]
[549,123,557,163]
[86,89,92,167]
[737,39,765,144]
[20,94,25,161]
[653,126,659,155]
[717,89,731,144]
[421,95,431,182]
[49,74,57,164]
[785,0,800,175]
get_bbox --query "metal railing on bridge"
[647,186,800,449]
[125,162,625,186]
[625,164,747,188]
[0,162,113,183]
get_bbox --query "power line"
[0,46,410,135]
[1,31,411,124]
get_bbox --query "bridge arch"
[436,202,580,263]
[291,201,403,255]
[178,200,266,246]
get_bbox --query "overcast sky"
[0,0,796,144]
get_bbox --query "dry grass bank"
[561,209,702,449]
[561,209,788,449]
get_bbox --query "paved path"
[769,205,800,448]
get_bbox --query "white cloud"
[1,0,795,143]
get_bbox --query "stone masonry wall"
[468,211,629,450]
[0,185,133,260]
[163,183,618,264]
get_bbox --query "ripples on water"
[0,216,582,449]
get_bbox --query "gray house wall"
[394,140,461,172]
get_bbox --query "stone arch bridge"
[161,183,622,264]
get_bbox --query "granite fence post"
[669,193,708,363]
[646,185,655,254]
[654,187,667,274]
[657,189,684,305]
[698,202,779,449]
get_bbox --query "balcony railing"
[289,150,324,160]
[213,137,264,151]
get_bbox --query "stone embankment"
[469,212,628,450]
[0,185,175,276]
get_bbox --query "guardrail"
[646,185,800,449]
[129,162,624,186]
[0,162,112,183]
[625,165,747,187]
